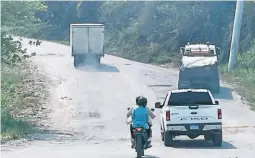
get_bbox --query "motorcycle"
[134,127,147,158]
[127,107,155,158]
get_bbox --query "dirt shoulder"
[1,61,50,143]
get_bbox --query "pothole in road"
[77,111,101,119]
[223,126,255,134]
[147,84,172,87]
[89,111,101,118]
[37,53,64,57]
[92,125,105,129]
[18,130,80,143]
[60,96,72,100]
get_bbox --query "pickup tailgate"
[164,90,221,125]
[169,104,220,124]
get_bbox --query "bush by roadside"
[1,62,48,141]
[1,35,48,141]
[220,42,255,111]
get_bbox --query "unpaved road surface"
[2,39,255,158]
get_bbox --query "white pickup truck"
[155,89,222,147]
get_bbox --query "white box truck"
[70,23,105,67]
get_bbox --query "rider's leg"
[148,125,152,138]
[130,124,135,139]
[147,125,152,148]
[144,128,152,148]
[146,128,150,139]
[130,124,135,148]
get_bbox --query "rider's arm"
[127,107,134,118]
[131,108,136,121]
[147,108,156,119]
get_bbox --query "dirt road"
[2,39,255,158]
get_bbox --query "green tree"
[1,1,48,140]
[1,1,47,34]
[1,1,47,64]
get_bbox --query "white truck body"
[184,44,217,55]
[70,24,104,56]
[155,89,223,146]
[181,56,218,68]
[180,43,220,57]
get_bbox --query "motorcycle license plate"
[136,128,143,132]
[190,125,199,130]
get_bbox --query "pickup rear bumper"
[166,122,222,135]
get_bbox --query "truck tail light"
[218,109,222,119]
[166,110,170,121]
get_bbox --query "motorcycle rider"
[127,96,156,148]
[130,96,155,148]
[127,96,141,146]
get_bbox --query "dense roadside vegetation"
[1,1,255,140]
[220,42,255,110]
[1,1,47,140]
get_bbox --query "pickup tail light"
[218,109,222,119]
[166,110,170,121]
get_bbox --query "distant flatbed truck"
[70,23,105,67]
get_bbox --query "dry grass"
[1,62,48,141]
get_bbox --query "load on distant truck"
[178,42,221,93]
[70,23,105,67]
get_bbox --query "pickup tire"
[164,131,174,147]
[204,135,212,140]
[212,131,222,146]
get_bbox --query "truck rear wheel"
[74,55,79,67]
[96,57,100,64]
[177,81,182,89]
[81,55,86,65]
[211,82,220,94]
[214,85,220,94]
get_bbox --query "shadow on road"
[76,63,120,72]
[213,86,233,100]
[25,129,79,142]
[147,84,172,88]
[139,155,161,158]
[170,139,236,149]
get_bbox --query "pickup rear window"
[168,92,213,105]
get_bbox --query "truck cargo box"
[70,23,105,67]
[70,24,104,56]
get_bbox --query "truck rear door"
[88,26,104,55]
[71,26,89,55]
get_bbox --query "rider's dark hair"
[136,96,142,105]
[138,96,147,107]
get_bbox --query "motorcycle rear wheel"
[136,136,144,158]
